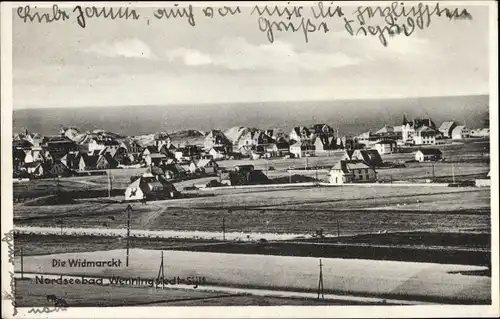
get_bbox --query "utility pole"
[222,216,226,241]
[289,169,292,184]
[317,259,324,300]
[126,205,132,267]
[432,164,435,180]
[337,220,340,237]
[157,251,165,289]
[57,218,63,235]
[20,247,24,279]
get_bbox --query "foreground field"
[16,249,491,304]
[14,186,490,236]
[15,278,355,307]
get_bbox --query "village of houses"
[12,115,491,201]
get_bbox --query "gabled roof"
[150,166,165,175]
[439,121,456,132]
[144,146,158,153]
[292,126,311,136]
[50,161,68,170]
[98,153,117,166]
[81,154,99,167]
[25,162,43,168]
[451,125,467,135]
[415,126,436,133]
[331,160,372,173]
[407,119,436,129]
[13,139,33,148]
[344,149,355,159]
[314,136,330,147]
[376,125,394,134]
[210,147,226,153]
[197,159,215,168]
[417,148,442,155]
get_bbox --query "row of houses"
[355,116,483,150]
[328,148,444,185]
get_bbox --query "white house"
[329,160,377,185]
[451,126,470,140]
[413,126,439,145]
[401,118,437,144]
[196,158,218,174]
[24,149,45,164]
[289,127,312,144]
[88,139,120,154]
[373,140,396,155]
[289,141,315,158]
[124,173,177,201]
[438,121,457,138]
[208,147,226,160]
[470,128,490,137]
[25,162,44,177]
[415,149,443,162]
[144,153,166,166]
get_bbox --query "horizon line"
[12,93,490,111]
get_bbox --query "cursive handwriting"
[2,232,17,316]
[348,2,473,46]
[258,17,329,44]
[154,4,195,27]
[72,6,140,28]
[28,306,68,314]
[3,271,17,316]
[2,230,15,265]
[17,5,70,23]
[14,2,474,47]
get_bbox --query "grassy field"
[13,232,490,266]
[13,233,220,256]
[12,160,489,201]
[16,249,491,304]
[14,186,490,236]
[14,278,386,307]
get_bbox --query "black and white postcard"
[1,1,498,318]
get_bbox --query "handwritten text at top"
[15,2,473,47]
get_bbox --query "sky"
[12,2,491,109]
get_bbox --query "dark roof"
[150,166,165,175]
[293,126,311,136]
[234,164,254,171]
[211,146,227,152]
[82,154,99,167]
[331,160,372,173]
[25,162,42,168]
[145,146,158,153]
[354,150,383,166]
[408,119,437,129]
[311,124,333,134]
[13,139,33,148]
[417,148,442,155]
